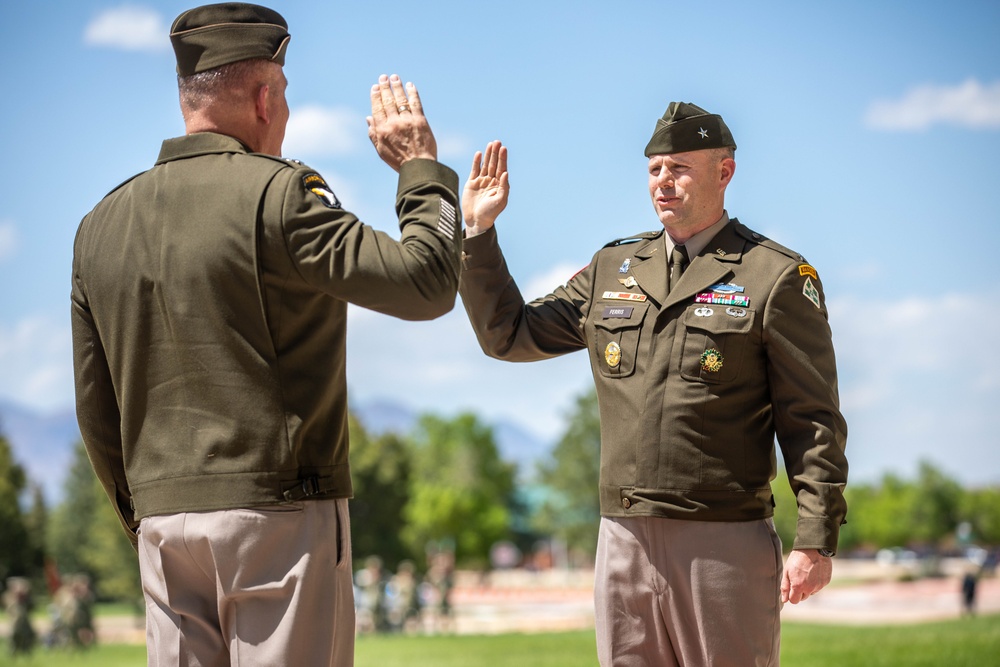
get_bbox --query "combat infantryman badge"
[700,348,724,373]
[605,342,622,368]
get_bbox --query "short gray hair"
[178,58,270,112]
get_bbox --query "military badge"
[694,307,714,317]
[700,348,724,373]
[695,293,750,307]
[619,258,631,274]
[303,173,341,209]
[603,291,647,302]
[726,307,747,318]
[605,341,622,368]
[798,264,818,280]
[618,276,638,288]
[803,277,822,309]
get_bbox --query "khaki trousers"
[138,498,354,667]
[594,515,782,667]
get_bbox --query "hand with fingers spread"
[462,140,510,237]
[366,74,437,172]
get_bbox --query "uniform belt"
[281,475,338,501]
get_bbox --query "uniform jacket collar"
[156,132,252,165]
[629,218,748,310]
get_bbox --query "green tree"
[48,440,99,576]
[960,486,1000,546]
[80,473,141,603]
[349,413,415,569]
[49,439,140,602]
[534,387,601,563]
[403,413,516,568]
[0,431,32,582]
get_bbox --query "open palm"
[462,141,510,235]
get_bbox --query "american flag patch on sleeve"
[438,200,457,237]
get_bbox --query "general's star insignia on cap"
[698,127,709,139]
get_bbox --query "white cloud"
[0,316,74,413]
[283,105,364,158]
[865,78,1000,131]
[83,6,170,52]
[0,221,17,262]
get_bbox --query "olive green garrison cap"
[644,102,736,156]
[170,3,290,76]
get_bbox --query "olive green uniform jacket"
[72,133,461,547]
[460,219,848,552]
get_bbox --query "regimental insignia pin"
[619,258,631,274]
[700,348,724,373]
[803,277,822,309]
[605,341,622,368]
[618,276,638,288]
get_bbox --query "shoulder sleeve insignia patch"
[303,173,341,209]
[803,277,822,309]
[798,264,818,280]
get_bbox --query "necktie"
[669,244,688,293]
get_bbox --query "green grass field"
[0,615,997,666]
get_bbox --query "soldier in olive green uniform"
[460,105,848,665]
[71,4,461,666]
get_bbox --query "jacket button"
[622,498,631,509]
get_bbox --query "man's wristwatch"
[818,549,835,557]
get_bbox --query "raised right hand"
[462,140,509,237]
[366,74,437,172]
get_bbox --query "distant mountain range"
[0,398,553,505]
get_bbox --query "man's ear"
[719,157,736,189]
[255,83,271,124]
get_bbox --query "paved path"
[6,567,998,644]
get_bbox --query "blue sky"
[1,1,998,485]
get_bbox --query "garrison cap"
[170,3,290,76]
[644,102,736,157]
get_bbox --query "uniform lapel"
[629,234,669,306]
[662,222,747,311]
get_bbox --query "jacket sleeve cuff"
[396,158,459,198]
[793,517,842,553]
[461,226,502,270]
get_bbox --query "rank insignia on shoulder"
[798,264,818,280]
[303,173,341,209]
[803,277,822,309]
